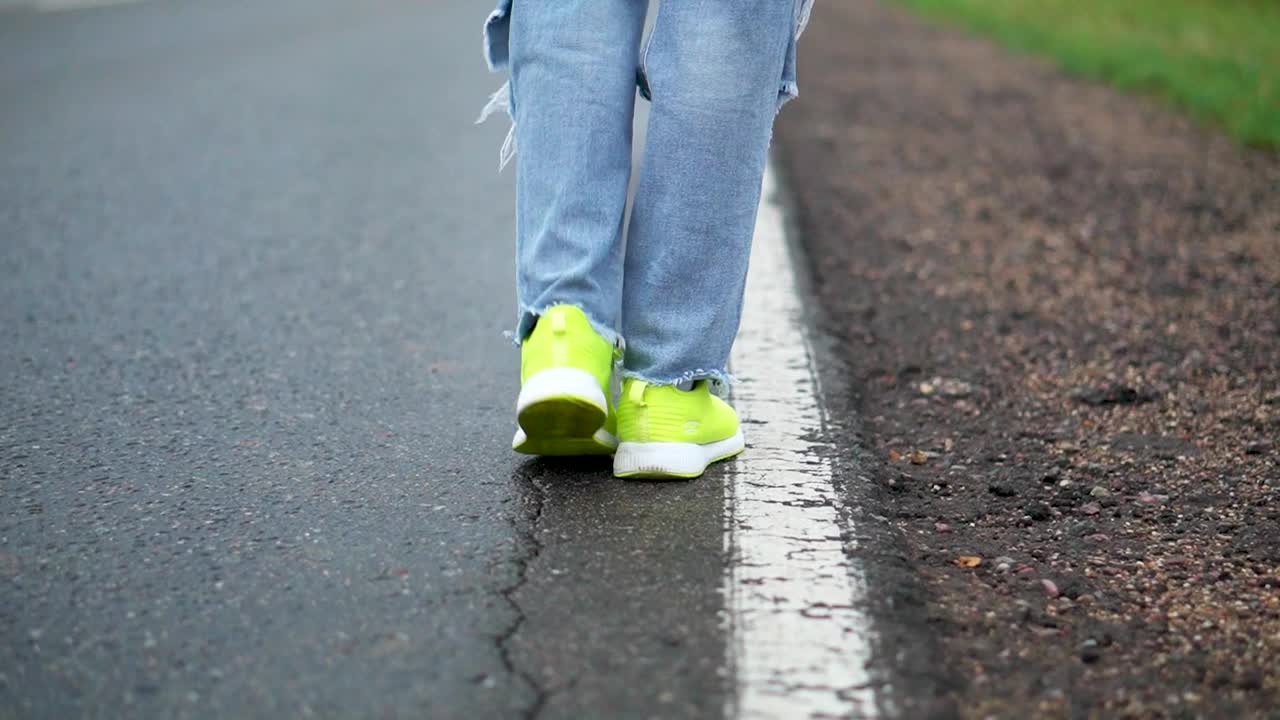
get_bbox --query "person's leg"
[508,0,648,344]
[621,0,795,384]
[613,1,795,479]
[505,0,648,456]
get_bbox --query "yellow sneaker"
[513,305,618,456]
[613,379,745,479]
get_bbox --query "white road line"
[726,164,879,719]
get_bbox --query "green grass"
[894,0,1280,148]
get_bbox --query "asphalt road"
[0,2,731,717]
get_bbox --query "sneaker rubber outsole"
[513,368,617,456]
[613,430,745,479]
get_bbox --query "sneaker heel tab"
[550,309,567,335]
[627,380,648,407]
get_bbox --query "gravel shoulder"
[776,2,1280,717]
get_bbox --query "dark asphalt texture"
[0,2,728,717]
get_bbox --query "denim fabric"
[481,1,808,110]
[479,1,806,385]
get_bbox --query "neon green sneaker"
[513,305,618,456]
[613,379,745,479]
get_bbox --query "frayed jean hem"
[620,368,737,389]
[508,302,623,350]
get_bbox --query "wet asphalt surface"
[0,2,731,717]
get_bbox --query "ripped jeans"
[481,0,810,385]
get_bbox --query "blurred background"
[897,0,1279,148]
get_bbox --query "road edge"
[767,147,963,719]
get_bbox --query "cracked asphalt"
[0,2,738,717]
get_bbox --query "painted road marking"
[726,164,879,719]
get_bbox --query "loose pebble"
[1041,579,1059,598]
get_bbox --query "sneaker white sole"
[513,368,616,456]
[613,430,745,479]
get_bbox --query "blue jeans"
[481,0,810,385]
